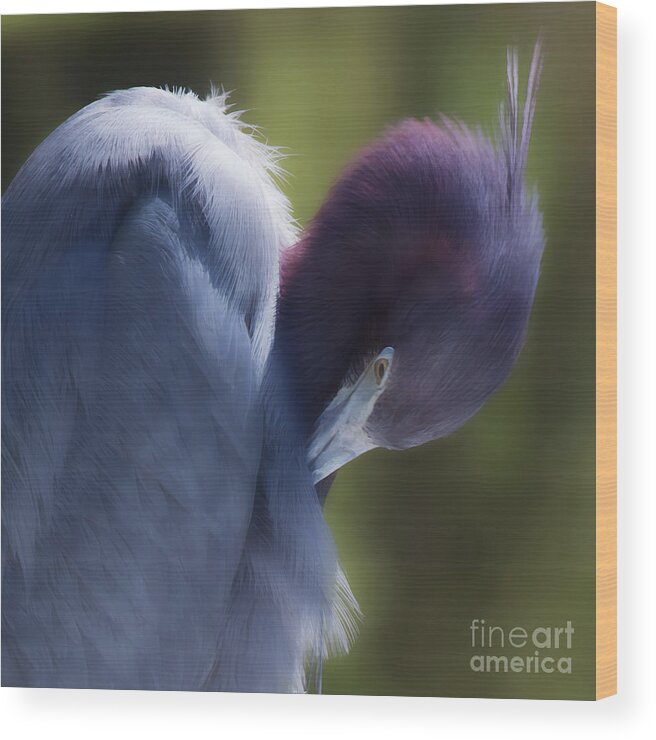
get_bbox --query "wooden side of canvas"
[595,1,617,701]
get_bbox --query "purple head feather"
[275,41,545,450]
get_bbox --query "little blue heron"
[1,43,544,692]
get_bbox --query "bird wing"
[1,88,294,689]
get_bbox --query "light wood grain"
[595,1,617,701]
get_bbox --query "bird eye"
[374,358,388,386]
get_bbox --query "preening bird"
[2,44,544,692]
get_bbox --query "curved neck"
[273,238,371,436]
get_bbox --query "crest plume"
[500,37,545,204]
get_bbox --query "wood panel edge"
[595,0,617,701]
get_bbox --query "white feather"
[2,88,355,692]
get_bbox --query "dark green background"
[1,3,596,699]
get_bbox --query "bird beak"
[307,347,394,484]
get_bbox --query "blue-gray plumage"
[2,44,544,692]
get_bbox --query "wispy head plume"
[499,35,545,205]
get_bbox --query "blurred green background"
[1,3,596,699]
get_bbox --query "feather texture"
[2,88,348,691]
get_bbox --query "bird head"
[275,43,545,486]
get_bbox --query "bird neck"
[274,236,381,437]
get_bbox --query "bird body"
[1,87,344,691]
[2,46,544,692]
